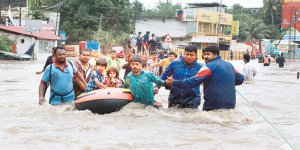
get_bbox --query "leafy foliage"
[0,36,14,52]
[226,1,281,42]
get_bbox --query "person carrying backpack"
[38,46,87,105]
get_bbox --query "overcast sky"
[133,0,264,9]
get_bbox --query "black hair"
[51,47,56,54]
[243,53,250,63]
[131,31,134,34]
[150,51,158,55]
[54,45,66,55]
[96,58,107,67]
[203,46,220,56]
[185,45,197,54]
[106,66,119,78]
[110,49,117,53]
[168,51,177,58]
[80,48,91,55]
[130,55,142,63]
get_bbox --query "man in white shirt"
[243,54,257,81]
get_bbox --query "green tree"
[262,0,282,26]
[141,0,181,18]
[237,19,271,43]
[0,36,14,52]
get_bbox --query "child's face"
[109,71,117,78]
[96,65,106,72]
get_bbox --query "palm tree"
[262,0,281,26]
[237,19,272,43]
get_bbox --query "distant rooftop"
[187,2,227,8]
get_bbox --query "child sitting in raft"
[85,58,107,92]
[103,66,123,88]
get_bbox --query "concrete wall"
[0,30,39,59]
[135,18,188,38]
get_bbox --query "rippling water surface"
[0,54,299,150]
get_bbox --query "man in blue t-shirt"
[38,46,87,105]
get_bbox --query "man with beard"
[160,45,203,109]
[124,55,165,106]
[166,46,244,111]
[38,46,87,105]
[73,48,93,97]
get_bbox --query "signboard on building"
[176,9,197,21]
[231,21,239,35]
[281,0,300,41]
[197,10,233,25]
[191,36,218,43]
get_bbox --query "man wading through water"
[38,46,87,105]
[73,48,93,98]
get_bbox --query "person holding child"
[103,66,123,88]
[85,58,107,92]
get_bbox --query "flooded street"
[0,54,299,150]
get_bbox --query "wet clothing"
[85,70,104,92]
[161,58,203,108]
[43,55,53,70]
[263,56,270,66]
[124,71,165,105]
[276,56,285,67]
[122,63,132,79]
[173,56,244,111]
[41,61,78,105]
[243,62,257,81]
[73,60,92,97]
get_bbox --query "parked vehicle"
[111,45,124,58]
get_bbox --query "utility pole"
[97,14,103,42]
[288,6,294,55]
[217,0,222,35]
[19,0,23,26]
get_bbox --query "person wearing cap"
[165,46,244,111]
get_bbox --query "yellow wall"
[197,9,233,25]
[195,10,233,36]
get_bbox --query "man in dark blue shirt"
[160,45,203,108]
[166,46,244,111]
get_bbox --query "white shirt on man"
[243,62,257,81]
